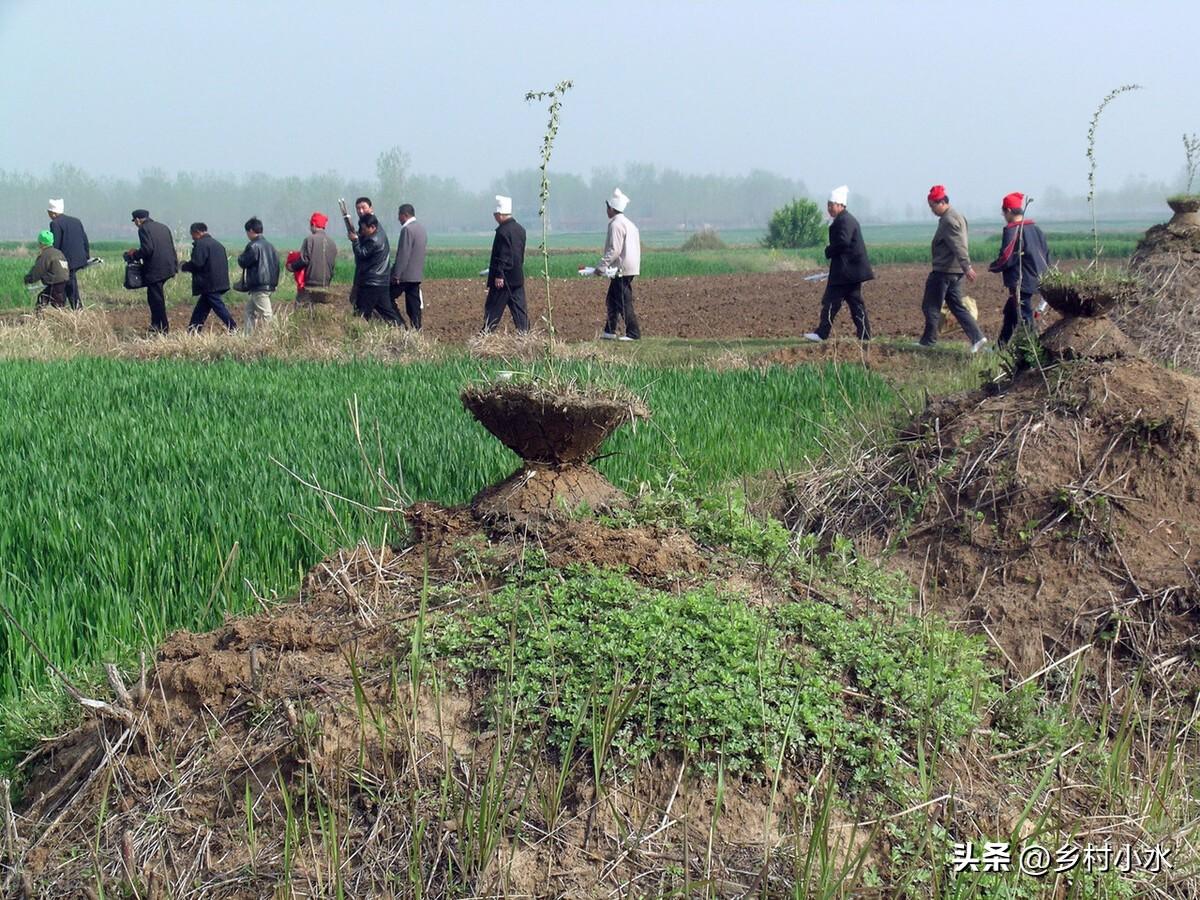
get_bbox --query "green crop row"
[0,356,891,709]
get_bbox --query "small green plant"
[1182,132,1199,196]
[1086,84,1143,258]
[524,79,574,345]
[763,198,824,249]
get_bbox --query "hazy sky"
[1,0,1195,215]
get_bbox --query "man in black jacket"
[124,209,178,334]
[805,186,873,342]
[180,223,236,333]
[483,195,528,333]
[236,217,280,334]
[350,214,402,324]
[47,199,90,310]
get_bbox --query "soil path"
[55,265,1024,345]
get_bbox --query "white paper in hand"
[578,266,597,277]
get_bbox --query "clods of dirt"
[1039,314,1135,362]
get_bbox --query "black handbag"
[233,270,251,292]
[123,259,145,290]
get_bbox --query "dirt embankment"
[786,325,1200,694]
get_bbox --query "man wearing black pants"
[483,195,528,333]
[124,209,178,334]
[595,188,641,340]
[180,223,236,332]
[605,276,639,339]
[805,185,872,342]
[47,199,90,310]
[390,203,428,329]
[988,192,1051,346]
[919,185,986,351]
[351,214,403,324]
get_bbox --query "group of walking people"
[24,183,1045,348]
[21,187,644,341]
[805,184,1051,350]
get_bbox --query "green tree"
[376,146,411,205]
[762,198,823,249]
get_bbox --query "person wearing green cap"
[24,231,70,310]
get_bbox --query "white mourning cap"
[607,188,630,212]
[494,195,512,215]
[48,198,65,214]
[828,185,849,206]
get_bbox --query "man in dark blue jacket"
[988,192,1051,346]
[180,223,236,333]
[483,195,528,333]
[236,217,280,334]
[805,186,873,341]
[350,214,402,324]
[124,209,178,334]
[47,199,90,310]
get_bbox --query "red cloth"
[1002,191,1025,211]
[928,184,947,202]
[286,250,306,292]
[310,212,328,229]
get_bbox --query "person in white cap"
[804,186,873,342]
[46,199,91,310]
[483,195,529,333]
[595,188,642,340]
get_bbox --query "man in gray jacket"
[390,203,427,329]
[920,185,987,351]
[288,211,338,302]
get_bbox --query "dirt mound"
[1039,314,1135,361]
[3,507,745,899]
[470,462,626,523]
[787,351,1200,693]
[1116,222,1200,370]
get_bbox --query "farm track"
[18,265,1022,346]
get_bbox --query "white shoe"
[804,332,824,342]
[618,335,635,342]
[600,332,618,340]
[971,337,989,353]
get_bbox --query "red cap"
[310,212,329,228]
[1002,192,1024,211]
[928,185,947,203]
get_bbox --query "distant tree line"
[0,155,1183,241]
[0,152,812,240]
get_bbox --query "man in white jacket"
[595,188,641,340]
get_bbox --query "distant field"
[0,229,1143,310]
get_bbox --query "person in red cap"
[287,212,338,302]
[921,185,987,352]
[988,192,1051,346]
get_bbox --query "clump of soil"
[461,380,650,524]
[1118,219,1200,370]
[1039,314,1134,362]
[1040,274,1138,318]
[786,344,1200,693]
[461,380,648,465]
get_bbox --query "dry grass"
[0,306,444,365]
